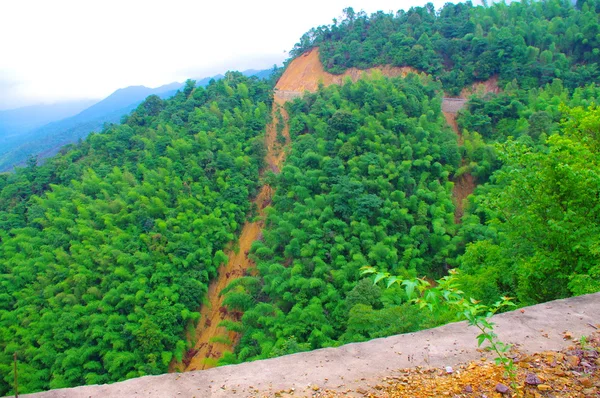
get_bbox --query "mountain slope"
[0,100,97,137]
[0,83,183,171]
[181,73,289,373]
[179,49,448,370]
[0,73,273,395]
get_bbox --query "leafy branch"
[361,267,518,384]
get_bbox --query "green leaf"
[373,273,386,285]
[360,266,376,275]
[386,276,399,288]
[424,290,438,304]
[476,333,488,346]
[402,279,417,299]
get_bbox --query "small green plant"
[579,335,590,350]
[361,267,518,384]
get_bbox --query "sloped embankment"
[275,48,419,93]
[25,292,600,397]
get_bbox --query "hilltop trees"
[291,0,600,94]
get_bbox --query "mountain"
[194,74,224,85]
[0,82,183,171]
[242,68,274,80]
[0,100,97,139]
[2,1,599,395]
[0,70,273,171]
[71,82,183,121]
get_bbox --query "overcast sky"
[0,0,452,110]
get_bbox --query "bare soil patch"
[317,332,600,398]
[460,75,500,99]
[275,48,419,93]
[452,173,476,224]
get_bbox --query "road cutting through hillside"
[178,48,497,370]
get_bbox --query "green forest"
[220,75,599,363]
[292,0,600,94]
[223,0,600,365]
[1,0,600,395]
[228,74,460,360]
[0,74,271,393]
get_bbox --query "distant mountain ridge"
[0,83,183,171]
[0,100,97,138]
[74,82,182,121]
[0,68,273,171]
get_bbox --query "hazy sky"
[0,0,451,110]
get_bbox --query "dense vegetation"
[221,0,600,364]
[218,81,600,364]
[291,0,600,94]
[0,74,271,394]
[456,83,600,305]
[223,74,461,361]
[1,0,600,394]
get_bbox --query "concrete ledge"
[23,292,600,398]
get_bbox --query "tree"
[461,106,600,303]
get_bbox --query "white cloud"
[0,0,449,109]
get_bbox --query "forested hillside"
[218,0,600,364]
[226,74,459,361]
[292,0,600,94]
[222,76,599,364]
[1,0,600,395]
[456,83,600,304]
[0,74,271,394]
